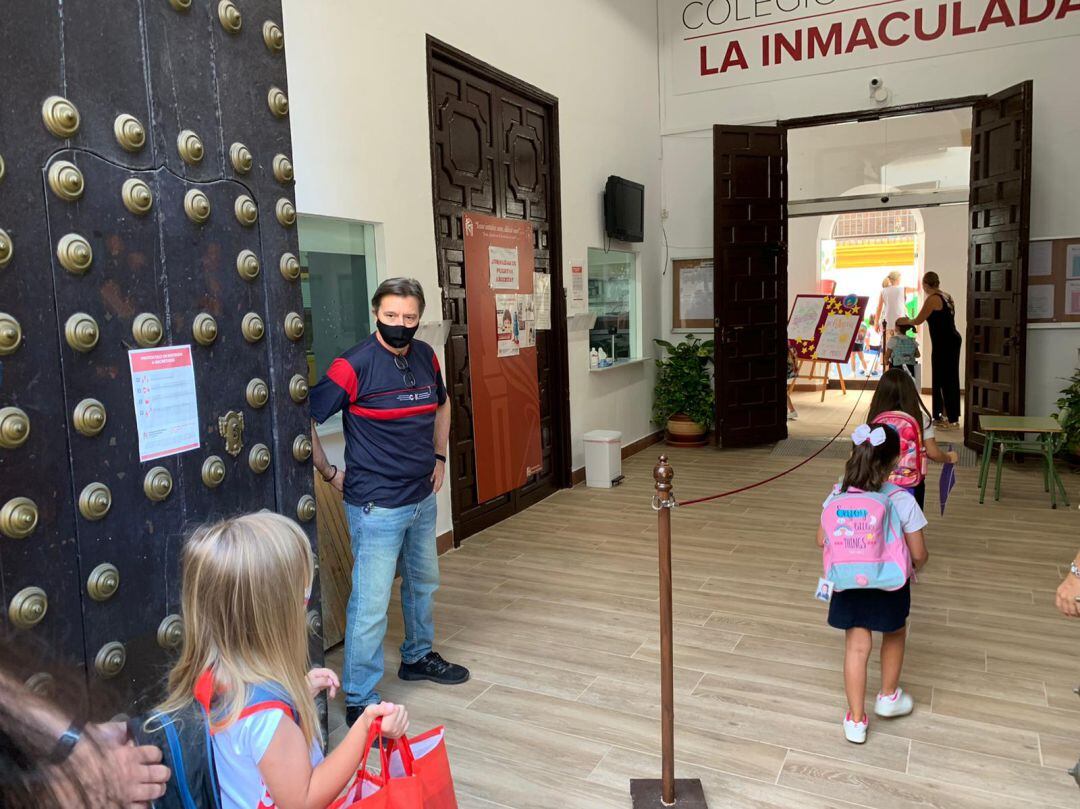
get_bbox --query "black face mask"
[376,319,418,349]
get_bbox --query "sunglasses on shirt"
[393,353,416,388]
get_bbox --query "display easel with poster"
[462,212,543,503]
[787,294,868,401]
[671,258,713,331]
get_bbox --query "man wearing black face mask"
[309,277,468,727]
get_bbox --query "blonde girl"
[157,512,409,809]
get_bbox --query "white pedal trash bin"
[584,430,623,488]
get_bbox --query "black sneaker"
[398,651,470,685]
[346,705,364,727]
[346,705,387,750]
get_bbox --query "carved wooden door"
[1,0,321,716]
[965,82,1033,449]
[712,125,789,448]
[426,39,570,542]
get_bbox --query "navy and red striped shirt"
[310,334,447,508]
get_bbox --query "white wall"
[283,0,663,537]
[658,21,1080,419]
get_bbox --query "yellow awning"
[835,239,916,270]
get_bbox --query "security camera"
[870,77,882,88]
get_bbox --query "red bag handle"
[359,715,415,786]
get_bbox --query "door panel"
[3,0,318,716]
[965,82,1032,449]
[712,126,788,448]
[427,41,570,542]
[0,10,86,697]
[44,151,182,708]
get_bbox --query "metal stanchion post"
[630,456,708,808]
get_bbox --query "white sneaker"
[787,409,799,421]
[843,712,868,744]
[874,688,914,718]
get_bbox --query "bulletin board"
[671,258,713,330]
[787,294,869,362]
[1027,237,1080,323]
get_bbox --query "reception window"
[297,215,380,386]
[587,247,640,368]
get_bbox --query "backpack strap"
[241,684,299,725]
[195,670,299,735]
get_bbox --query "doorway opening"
[711,85,1031,452]
[784,107,973,439]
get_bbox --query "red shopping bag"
[330,718,457,809]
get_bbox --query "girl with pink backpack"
[867,369,959,509]
[818,424,929,744]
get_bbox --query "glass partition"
[297,215,379,385]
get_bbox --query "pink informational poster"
[128,345,201,462]
[462,212,543,502]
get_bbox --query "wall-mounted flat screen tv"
[604,176,644,243]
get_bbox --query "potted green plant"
[652,334,715,446]
[1053,366,1080,459]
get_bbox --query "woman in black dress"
[905,271,962,428]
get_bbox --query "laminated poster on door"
[495,294,520,358]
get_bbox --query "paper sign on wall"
[1028,241,1052,277]
[570,262,586,308]
[1066,281,1080,316]
[1068,245,1080,279]
[489,245,520,289]
[129,345,200,462]
[1027,285,1054,320]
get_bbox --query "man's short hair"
[371,278,426,315]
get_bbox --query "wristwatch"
[48,721,84,764]
[321,464,337,482]
[1070,561,1080,580]
[434,453,447,464]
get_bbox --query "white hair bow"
[852,424,887,446]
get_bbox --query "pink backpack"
[871,410,926,488]
[821,483,912,591]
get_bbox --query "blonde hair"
[881,277,891,288]
[887,270,902,283]
[155,512,320,747]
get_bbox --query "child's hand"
[306,667,340,699]
[947,450,959,464]
[363,702,410,739]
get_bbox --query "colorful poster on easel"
[787,294,868,362]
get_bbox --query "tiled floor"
[323,391,1080,808]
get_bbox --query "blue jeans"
[343,493,439,708]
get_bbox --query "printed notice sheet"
[1028,241,1052,277]
[1066,280,1080,316]
[679,262,713,322]
[1027,285,1054,320]
[495,294,520,357]
[489,245,520,289]
[129,345,201,462]
[534,272,552,330]
[570,262,586,308]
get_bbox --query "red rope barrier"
[677,354,880,508]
